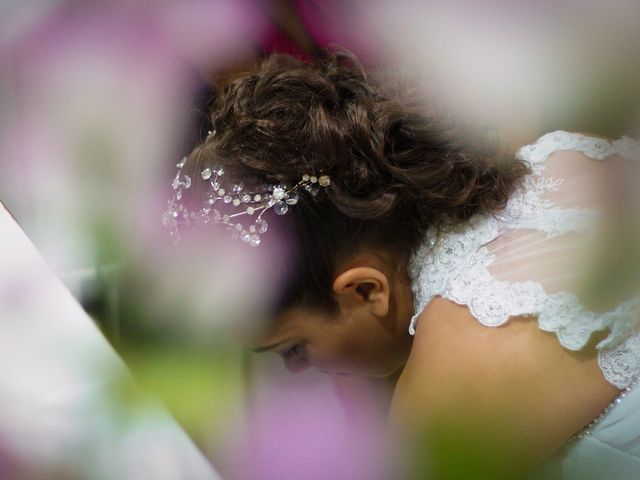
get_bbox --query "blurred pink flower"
[220,368,393,480]
[0,0,266,303]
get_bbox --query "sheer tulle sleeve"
[408,131,640,389]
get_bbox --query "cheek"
[309,325,390,374]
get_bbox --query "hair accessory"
[162,158,330,246]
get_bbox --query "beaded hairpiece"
[162,132,330,246]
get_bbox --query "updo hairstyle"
[184,49,530,313]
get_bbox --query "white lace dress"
[408,131,640,479]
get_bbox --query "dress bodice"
[408,130,640,389]
[408,131,640,478]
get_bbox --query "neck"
[390,259,416,366]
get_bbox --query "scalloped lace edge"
[408,130,640,389]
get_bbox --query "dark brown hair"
[186,49,529,313]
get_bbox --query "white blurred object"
[365,0,640,141]
[0,201,221,479]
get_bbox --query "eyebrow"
[250,341,285,353]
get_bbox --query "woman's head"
[178,48,529,375]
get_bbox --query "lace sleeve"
[408,131,640,389]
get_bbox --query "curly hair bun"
[206,50,527,229]
[187,48,529,311]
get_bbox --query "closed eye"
[281,344,310,373]
[283,344,303,360]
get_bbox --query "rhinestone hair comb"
[162,152,331,246]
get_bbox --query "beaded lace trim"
[408,131,640,389]
[572,377,639,440]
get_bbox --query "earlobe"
[332,267,390,317]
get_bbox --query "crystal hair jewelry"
[162,155,331,246]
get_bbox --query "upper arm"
[389,297,620,479]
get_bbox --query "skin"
[249,250,621,478]
[250,251,415,377]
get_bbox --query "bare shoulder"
[390,296,619,477]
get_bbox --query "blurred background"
[1,0,639,478]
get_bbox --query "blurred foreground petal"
[0,202,222,479]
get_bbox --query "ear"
[332,267,390,317]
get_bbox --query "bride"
[164,49,640,479]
